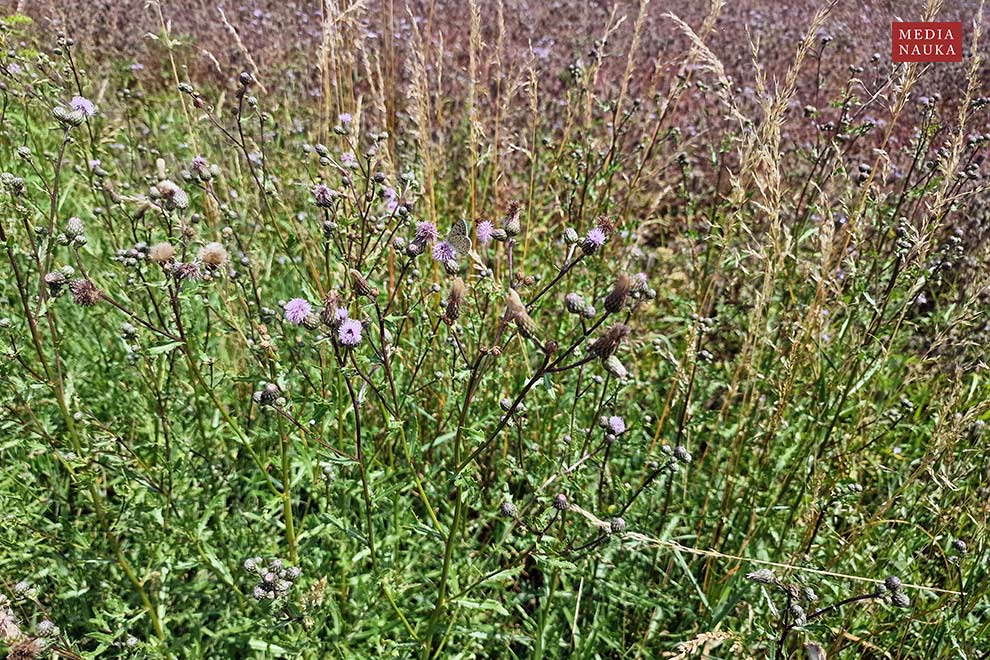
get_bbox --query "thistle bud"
[552,493,569,510]
[349,268,378,298]
[564,292,587,315]
[604,273,631,314]
[499,501,517,518]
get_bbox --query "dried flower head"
[604,273,631,314]
[153,180,189,211]
[197,242,228,268]
[70,279,101,306]
[349,269,379,298]
[312,183,336,208]
[149,242,176,263]
[444,277,466,323]
[589,323,630,359]
[502,201,522,237]
[506,289,538,338]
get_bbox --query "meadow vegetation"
[0,0,988,657]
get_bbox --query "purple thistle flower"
[586,227,607,248]
[432,241,456,263]
[334,306,349,322]
[284,298,312,325]
[476,220,495,245]
[341,151,358,168]
[415,221,439,243]
[384,187,399,213]
[338,318,363,346]
[607,415,626,435]
[339,112,352,125]
[70,96,97,117]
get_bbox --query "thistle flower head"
[499,501,517,518]
[581,227,608,255]
[349,269,379,298]
[432,241,456,263]
[70,95,97,117]
[415,221,439,243]
[552,493,569,511]
[338,318,363,346]
[506,288,538,338]
[476,220,495,245]
[284,298,312,325]
[607,415,626,434]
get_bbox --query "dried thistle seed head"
[444,277,466,323]
[505,288,538,338]
[604,273,631,314]
[499,501,517,518]
[589,323,630,359]
[595,215,617,235]
[552,493,569,510]
[349,269,378,298]
[197,242,228,268]
[502,201,522,237]
[149,242,176,263]
[745,568,776,584]
[70,279,101,306]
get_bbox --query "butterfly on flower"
[432,218,473,274]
